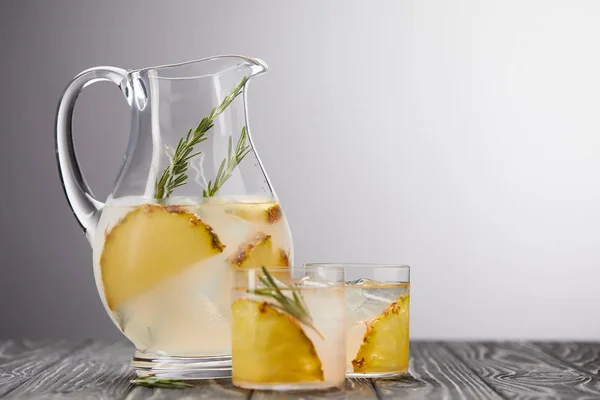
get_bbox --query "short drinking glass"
[231,266,346,391]
[308,263,410,378]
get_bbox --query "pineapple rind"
[226,203,282,224]
[227,232,289,268]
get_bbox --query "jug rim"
[128,54,268,79]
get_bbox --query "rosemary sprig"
[131,376,193,389]
[154,76,248,200]
[202,126,251,197]
[249,267,325,340]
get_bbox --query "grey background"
[1,0,599,340]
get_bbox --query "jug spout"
[247,57,268,77]
[129,55,268,82]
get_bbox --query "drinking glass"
[307,263,410,378]
[231,266,346,390]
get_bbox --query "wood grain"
[374,342,502,400]
[447,341,600,400]
[0,339,89,396]
[4,340,135,399]
[126,379,250,400]
[534,342,600,376]
[250,378,377,400]
[3,340,600,399]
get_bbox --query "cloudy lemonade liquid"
[92,196,292,357]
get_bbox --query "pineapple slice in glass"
[352,295,410,374]
[231,299,324,385]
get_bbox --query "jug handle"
[55,66,128,243]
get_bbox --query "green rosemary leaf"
[215,158,226,183]
[182,150,202,163]
[202,126,252,198]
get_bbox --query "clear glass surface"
[306,263,410,378]
[55,55,293,379]
[231,266,346,391]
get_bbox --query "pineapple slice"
[225,202,282,224]
[352,295,410,374]
[100,204,225,310]
[227,232,289,268]
[232,299,323,384]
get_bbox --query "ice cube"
[362,287,401,304]
[345,279,397,325]
[346,279,405,304]
[297,276,330,288]
[346,285,368,313]
[195,204,255,257]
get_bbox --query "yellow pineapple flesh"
[352,295,410,374]
[227,232,289,268]
[232,298,324,384]
[100,204,225,310]
[225,202,282,224]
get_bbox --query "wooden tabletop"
[0,340,598,399]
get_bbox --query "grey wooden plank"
[4,340,135,399]
[125,379,250,400]
[448,341,600,400]
[250,378,376,400]
[0,339,89,396]
[534,342,600,376]
[374,342,502,400]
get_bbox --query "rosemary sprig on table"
[202,126,251,197]
[248,267,325,340]
[131,376,193,389]
[153,76,248,200]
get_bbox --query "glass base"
[132,350,231,380]
[346,369,409,379]
[233,380,341,391]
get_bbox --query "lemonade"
[346,279,410,377]
[92,196,292,359]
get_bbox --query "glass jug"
[55,55,293,379]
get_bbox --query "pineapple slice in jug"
[228,232,289,268]
[100,204,225,310]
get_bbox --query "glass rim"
[233,265,345,273]
[129,54,268,79]
[304,263,410,270]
